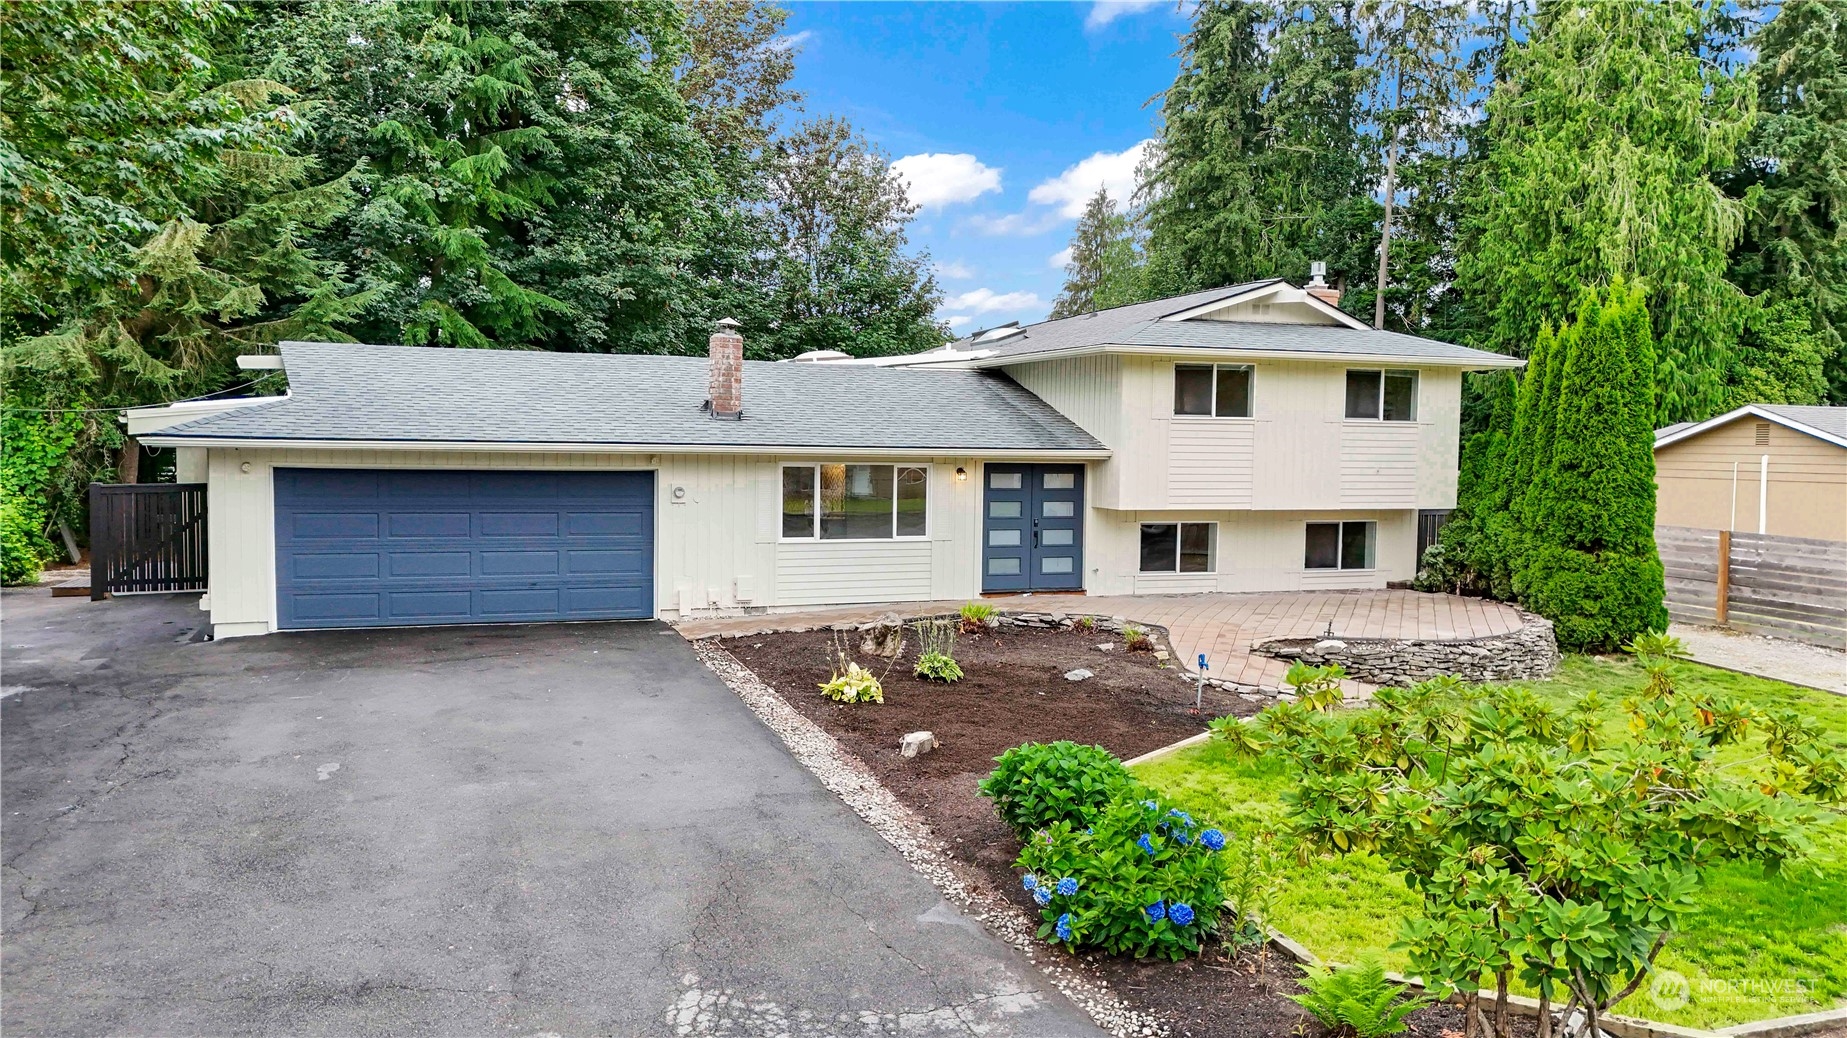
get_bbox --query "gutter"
[133,435,1112,460]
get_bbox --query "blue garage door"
[275,469,654,629]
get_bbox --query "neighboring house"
[1653,404,1847,543]
[132,278,1520,638]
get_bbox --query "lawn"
[1133,655,1847,1031]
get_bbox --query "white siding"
[201,447,987,636]
[1339,422,1420,507]
[1168,421,1255,507]
[1085,507,1418,596]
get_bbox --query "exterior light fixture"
[955,467,968,482]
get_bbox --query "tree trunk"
[1535,984,1552,1038]
[118,437,140,485]
[1495,969,1510,1037]
[1374,135,1397,331]
[1463,991,1480,1038]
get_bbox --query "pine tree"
[1048,189,1141,319]
[1722,0,1847,404]
[1459,1,1756,424]
[1520,283,1669,651]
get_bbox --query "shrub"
[979,741,1139,837]
[818,658,883,704]
[912,620,963,682]
[1073,615,1096,632]
[958,602,996,632]
[1283,661,1346,711]
[1,500,47,587]
[1014,793,1231,960]
[1288,958,1434,1038]
[1122,624,1152,651]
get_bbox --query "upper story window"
[1174,363,1254,418]
[782,464,928,540]
[1345,369,1418,421]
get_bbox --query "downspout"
[1758,454,1769,534]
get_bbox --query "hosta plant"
[1014,793,1231,960]
[818,660,883,704]
[912,620,963,682]
[978,741,1139,838]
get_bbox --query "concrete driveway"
[1,591,1097,1037]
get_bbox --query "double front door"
[981,464,1084,592]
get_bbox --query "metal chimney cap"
[714,317,742,332]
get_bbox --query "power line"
[2,372,284,414]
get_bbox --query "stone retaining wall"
[1253,611,1559,685]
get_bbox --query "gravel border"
[689,638,1171,1038]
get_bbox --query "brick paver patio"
[676,589,1527,692]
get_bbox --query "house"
[131,278,1521,638]
[1653,404,1847,543]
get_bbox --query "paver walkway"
[677,589,1527,692]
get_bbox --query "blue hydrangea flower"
[1055,913,1073,942]
[1169,902,1196,927]
[1033,885,1052,906]
[1200,828,1227,851]
[1141,799,1159,811]
[1175,830,1191,846]
[1168,808,1194,827]
[1145,900,1166,922]
[1022,873,1038,892]
[1056,877,1078,896]
[1136,833,1157,856]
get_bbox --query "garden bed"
[719,621,1526,1038]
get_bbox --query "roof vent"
[789,350,852,363]
[972,322,1024,344]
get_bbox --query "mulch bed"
[722,623,1532,1038]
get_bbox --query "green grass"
[1134,656,1847,1030]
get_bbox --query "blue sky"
[777,1,1196,335]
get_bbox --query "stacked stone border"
[1252,609,1560,686]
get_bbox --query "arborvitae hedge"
[1520,283,1670,650]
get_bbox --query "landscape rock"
[1095,643,1115,652]
[899,730,938,758]
[1064,669,1094,682]
[859,613,907,658]
[1254,611,1559,684]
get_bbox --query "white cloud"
[891,153,1002,208]
[962,211,1065,237]
[945,315,973,330]
[1084,1,1162,30]
[950,288,1044,314]
[1048,247,1074,270]
[1028,140,1153,218]
[934,259,975,280]
[765,30,813,53]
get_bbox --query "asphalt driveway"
[1,591,1097,1037]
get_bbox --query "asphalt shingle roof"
[936,281,1518,368]
[1759,405,1847,441]
[151,341,1107,452]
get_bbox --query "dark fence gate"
[89,483,208,599]
[1415,509,1452,568]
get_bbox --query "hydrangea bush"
[1014,793,1231,960]
[978,741,1140,838]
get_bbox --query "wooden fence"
[89,483,209,599]
[1657,525,1846,649]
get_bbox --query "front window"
[1174,364,1254,417]
[1305,521,1375,570]
[782,464,929,539]
[1344,369,1417,421]
[1140,522,1216,573]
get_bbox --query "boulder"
[859,613,906,658]
[900,731,938,758]
[1064,668,1094,682]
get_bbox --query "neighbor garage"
[274,468,654,629]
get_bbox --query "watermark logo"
[1649,970,1691,1012]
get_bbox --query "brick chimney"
[708,317,743,419]
[1306,261,1341,308]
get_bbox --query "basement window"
[1305,521,1375,570]
[1174,364,1254,418]
[1345,370,1418,421]
[1140,522,1217,573]
[782,464,928,540]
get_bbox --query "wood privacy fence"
[89,483,208,599]
[1657,525,1847,649]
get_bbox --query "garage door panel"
[275,469,653,629]
[387,551,472,578]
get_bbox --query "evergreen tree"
[254,0,713,353]
[1459,1,1756,424]
[1048,188,1141,319]
[1521,283,1670,651]
[1722,0,1847,404]
[755,117,945,358]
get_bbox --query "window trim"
[1343,368,1419,422]
[1173,363,1256,419]
[1138,521,1219,574]
[779,462,931,542]
[1304,520,1376,571]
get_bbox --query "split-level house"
[132,277,1520,637]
